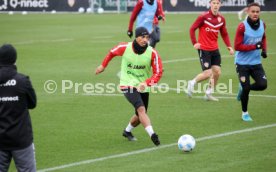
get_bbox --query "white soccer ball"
[78,7,85,13]
[177,134,196,152]
[97,7,104,14]
[86,8,92,13]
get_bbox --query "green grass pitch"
[1,12,276,172]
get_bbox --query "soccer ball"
[177,134,196,152]
[97,7,104,14]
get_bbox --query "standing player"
[0,44,37,172]
[187,0,234,101]
[127,0,164,48]
[150,0,165,48]
[234,3,267,121]
[238,0,254,20]
[95,27,163,146]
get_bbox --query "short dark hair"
[248,2,261,8]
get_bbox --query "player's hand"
[193,43,201,50]
[228,47,234,55]
[137,82,147,92]
[95,65,105,75]
[261,51,267,58]
[157,16,163,21]
[255,41,262,49]
[127,30,133,38]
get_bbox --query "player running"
[234,2,268,121]
[187,0,234,101]
[127,0,165,48]
[95,27,163,146]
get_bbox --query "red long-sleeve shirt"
[128,0,164,31]
[234,22,267,51]
[190,10,232,51]
[101,42,163,86]
[153,0,165,25]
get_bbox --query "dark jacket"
[0,65,37,150]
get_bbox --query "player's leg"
[250,64,267,91]
[149,25,160,48]
[187,50,212,97]
[138,92,160,146]
[122,88,160,145]
[236,64,252,121]
[0,150,12,172]
[12,143,36,172]
[122,88,140,141]
[204,50,221,101]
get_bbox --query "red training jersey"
[234,22,267,52]
[190,10,232,51]
[101,42,163,86]
[153,0,165,25]
[128,0,164,32]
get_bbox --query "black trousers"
[236,64,267,112]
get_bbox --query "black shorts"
[121,88,149,116]
[198,49,221,71]
[236,64,266,86]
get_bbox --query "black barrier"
[0,0,275,12]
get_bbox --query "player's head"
[209,0,221,14]
[247,2,261,21]
[0,44,17,65]
[135,27,150,47]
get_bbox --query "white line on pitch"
[14,38,74,45]
[37,123,276,172]
[153,85,276,99]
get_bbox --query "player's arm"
[95,43,127,75]
[189,15,204,49]
[220,19,234,55]
[145,49,163,86]
[156,0,165,21]
[234,23,256,51]
[127,0,143,37]
[261,22,268,58]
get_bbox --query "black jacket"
[0,65,37,150]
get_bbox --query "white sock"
[242,111,248,116]
[145,126,154,137]
[205,87,213,95]
[125,123,134,132]
[190,79,196,86]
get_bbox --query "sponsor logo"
[127,62,133,69]
[127,71,145,78]
[0,0,49,10]
[0,79,17,87]
[205,27,219,33]
[240,76,246,83]
[127,63,146,70]
[204,62,209,68]
[0,96,19,102]
[217,17,221,23]
[0,0,8,10]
